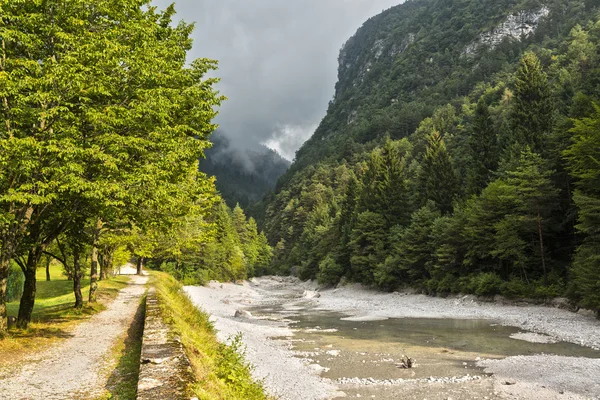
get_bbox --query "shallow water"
[249,303,600,399]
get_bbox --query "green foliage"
[508,52,555,155]
[317,255,345,286]
[564,105,600,310]
[6,262,23,303]
[256,0,600,307]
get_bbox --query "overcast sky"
[152,0,402,160]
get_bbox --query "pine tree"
[509,52,554,155]
[564,106,600,312]
[420,131,458,214]
[467,98,499,195]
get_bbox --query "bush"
[7,262,24,302]
[436,273,457,294]
[317,255,344,286]
[472,273,503,296]
[501,277,532,298]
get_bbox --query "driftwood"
[396,355,414,369]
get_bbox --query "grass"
[0,264,129,363]
[99,295,146,400]
[152,271,270,400]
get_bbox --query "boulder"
[303,290,321,299]
[234,310,252,319]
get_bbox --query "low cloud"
[152,0,402,161]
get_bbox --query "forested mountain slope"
[261,0,600,313]
[201,132,290,209]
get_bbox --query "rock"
[234,310,252,318]
[303,290,321,299]
[502,381,516,385]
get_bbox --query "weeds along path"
[0,274,148,400]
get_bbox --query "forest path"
[0,274,148,400]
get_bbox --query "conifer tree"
[564,106,600,312]
[509,52,554,155]
[467,98,499,195]
[420,132,458,214]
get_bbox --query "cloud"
[152,0,402,161]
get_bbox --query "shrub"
[317,255,344,286]
[472,273,503,296]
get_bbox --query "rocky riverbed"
[184,277,600,400]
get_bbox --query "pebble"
[337,374,483,386]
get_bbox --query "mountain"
[200,131,291,209]
[260,0,600,311]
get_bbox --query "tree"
[509,52,554,156]
[466,98,499,195]
[378,202,440,288]
[564,106,600,312]
[505,150,559,285]
[349,211,387,284]
[0,0,223,330]
[419,131,458,214]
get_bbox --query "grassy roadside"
[152,271,270,400]
[1,264,129,363]
[98,294,146,400]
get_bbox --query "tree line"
[263,22,600,314]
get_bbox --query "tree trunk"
[45,256,51,281]
[0,256,9,336]
[136,256,144,275]
[99,252,108,281]
[537,204,548,286]
[88,219,102,303]
[106,251,114,278]
[17,246,44,329]
[73,247,83,309]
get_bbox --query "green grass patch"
[101,295,146,400]
[152,271,269,400]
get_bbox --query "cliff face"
[280,0,588,179]
[464,7,550,55]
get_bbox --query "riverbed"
[184,277,600,400]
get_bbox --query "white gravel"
[0,274,148,400]
[184,281,343,400]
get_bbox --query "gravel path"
[0,274,147,400]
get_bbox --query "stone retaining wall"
[137,288,195,400]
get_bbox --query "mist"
[152,0,402,160]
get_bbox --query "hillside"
[261,0,600,312]
[201,131,290,209]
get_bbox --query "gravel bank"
[184,281,342,400]
[185,277,600,400]
[316,283,600,350]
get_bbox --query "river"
[185,277,600,400]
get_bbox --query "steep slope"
[201,131,290,209]
[283,0,594,179]
[261,0,600,310]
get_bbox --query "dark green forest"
[257,0,600,313]
[200,131,290,209]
